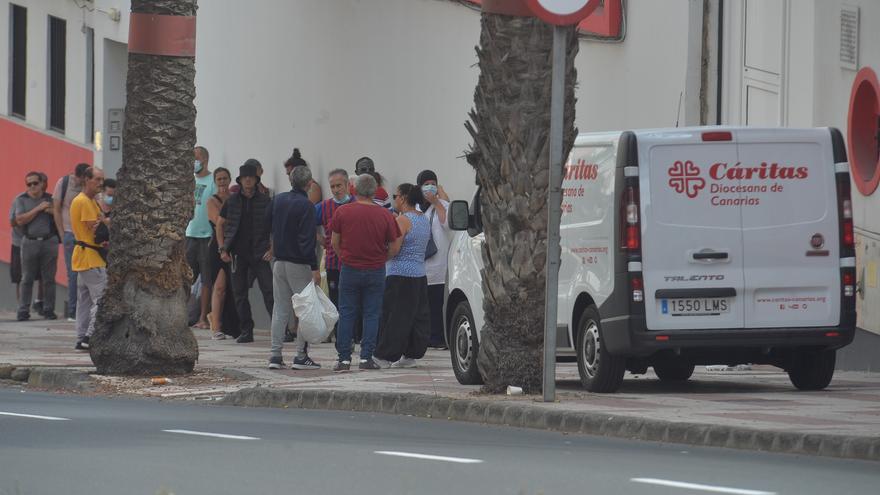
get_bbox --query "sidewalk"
[1,311,879,461]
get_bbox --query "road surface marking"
[374,451,483,464]
[162,429,259,440]
[631,478,775,495]
[0,411,70,421]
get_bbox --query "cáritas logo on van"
[668,160,705,198]
[668,160,809,204]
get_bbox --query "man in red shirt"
[331,174,401,371]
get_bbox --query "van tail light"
[842,219,855,248]
[621,185,641,251]
[843,270,855,297]
[837,176,855,249]
[631,275,644,302]
[702,131,732,142]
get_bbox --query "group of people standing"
[10,163,112,350]
[187,146,453,372]
[10,147,454,371]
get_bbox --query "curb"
[0,365,97,393]
[219,387,880,462]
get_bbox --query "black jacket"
[221,189,271,259]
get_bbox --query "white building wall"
[0,0,128,157]
[575,1,690,132]
[809,0,880,334]
[811,0,880,234]
[195,0,690,202]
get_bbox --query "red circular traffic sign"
[847,67,880,196]
[525,0,601,26]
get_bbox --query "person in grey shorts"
[13,171,59,321]
[266,166,321,370]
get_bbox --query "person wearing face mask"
[186,146,217,331]
[316,169,353,341]
[416,169,452,349]
[99,179,116,215]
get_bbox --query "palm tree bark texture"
[465,13,578,393]
[90,0,199,375]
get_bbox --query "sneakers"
[43,312,58,320]
[211,332,227,340]
[268,356,286,370]
[359,358,381,370]
[391,357,418,368]
[332,360,351,372]
[372,356,393,369]
[75,336,90,350]
[292,355,321,370]
[16,312,29,322]
[235,332,254,343]
[66,317,76,323]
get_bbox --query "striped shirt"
[315,197,352,270]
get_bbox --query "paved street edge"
[5,365,877,462]
[220,386,880,462]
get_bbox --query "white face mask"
[333,194,351,204]
[194,160,203,173]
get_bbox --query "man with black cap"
[218,159,274,343]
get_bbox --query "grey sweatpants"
[270,260,312,359]
[18,237,58,315]
[76,267,107,339]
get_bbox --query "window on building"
[10,4,27,118]
[86,27,94,142]
[48,16,66,132]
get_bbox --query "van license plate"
[662,298,730,316]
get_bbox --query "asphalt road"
[0,388,877,495]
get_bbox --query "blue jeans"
[63,231,77,318]
[336,265,385,362]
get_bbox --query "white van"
[445,126,856,393]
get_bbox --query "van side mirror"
[449,200,470,231]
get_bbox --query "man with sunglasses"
[13,172,59,321]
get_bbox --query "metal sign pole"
[543,25,566,403]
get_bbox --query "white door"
[737,129,842,328]
[740,0,786,126]
[640,132,746,330]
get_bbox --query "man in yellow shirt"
[70,167,108,350]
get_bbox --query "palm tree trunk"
[465,13,578,393]
[90,0,199,375]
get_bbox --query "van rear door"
[736,129,841,328]
[639,130,746,330]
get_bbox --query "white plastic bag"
[291,281,339,344]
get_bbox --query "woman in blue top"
[373,184,432,368]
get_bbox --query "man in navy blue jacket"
[266,166,321,370]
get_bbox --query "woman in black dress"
[207,167,239,339]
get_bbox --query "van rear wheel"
[653,362,695,381]
[788,349,836,391]
[449,300,483,385]
[576,306,626,393]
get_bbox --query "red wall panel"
[0,117,94,286]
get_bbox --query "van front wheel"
[576,306,626,393]
[788,349,836,391]
[449,300,483,385]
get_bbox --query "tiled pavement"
[2,312,880,440]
